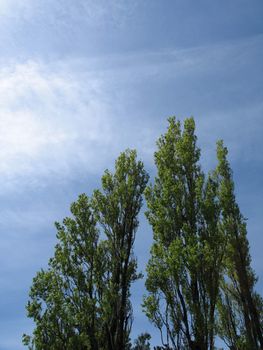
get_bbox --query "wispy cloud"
[1,33,262,193]
[0,60,116,191]
[0,0,138,26]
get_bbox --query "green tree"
[133,332,151,350]
[143,117,225,349]
[216,141,263,349]
[143,118,262,349]
[93,149,149,350]
[23,194,103,350]
[23,150,148,350]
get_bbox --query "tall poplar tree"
[216,141,263,349]
[23,149,148,350]
[23,194,103,350]
[143,118,225,350]
[93,149,149,350]
[143,118,262,349]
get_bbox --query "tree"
[216,141,263,349]
[92,149,149,350]
[133,332,151,350]
[143,117,262,349]
[23,194,103,350]
[143,117,225,349]
[23,149,148,350]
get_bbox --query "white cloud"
[0,34,262,193]
[0,61,114,190]
[0,57,162,193]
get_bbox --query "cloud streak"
[0,33,262,192]
[0,60,116,191]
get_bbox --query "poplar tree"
[143,118,225,349]
[133,333,151,350]
[216,141,263,349]
[93,149,149,350]
[143,118,262,349]
[23,150,148,350]
[23,194,103,350]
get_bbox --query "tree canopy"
[23,149,149,350]
[24,118,262,350]
[143,118,262,349]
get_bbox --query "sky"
[0,1,262,349]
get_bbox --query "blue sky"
[0,1,262,349]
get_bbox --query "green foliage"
[23,194,102,349]
[92,149,149,350]
[23,118,262,350]
[143,118,262,349]
[216,141,263,349]
[143,117,225,349]
[133,332,151,350]
[24,150,148,350]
